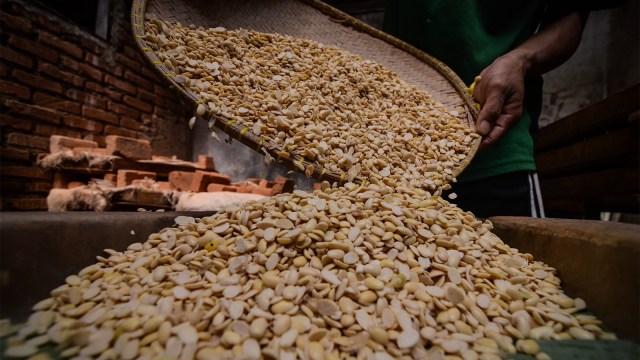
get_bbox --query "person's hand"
[473,52,529,148]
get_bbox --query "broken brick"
[207,183,238,192]
[168,171,195,191]
[252,187,274,196]
[73,147,109,156]
[190,170,232,192]
[104,173,116,184]
[271,177,295,194]
[50,135,97,153]
[105,135,152,160]
[198,155,215,170]
[67,181,84,189]
[116,169,156,188]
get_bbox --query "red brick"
[104,74,136,95]
[252,187,274,196]
[26,8,63,33]
[168,171,195,191]
[191,170,232,192]
[104,173,117,183]
[105,135,152,160]
[85,53,123,77]
[3,99,61,124]
[82,134,106,147]
[123,95,153,113]
[0,147,31,162]
[67,181,85,189]
[12,69,62,94]
[51,173,67,189]
[1,165,51,180]
[105,88,123,101]
[138,88,159,104]
[0,63,9,77]
[65,89,107,109]
[0,114,33,131]
[82,105,118,124]
[123,70,153,90]
[8,35,58,62]
[6,132,49,150]
[60,56,80,72]
[272,177,295,194]
[154,107,176,120]
[234,183,258,193]
[69,34,105,56]
[104,125,138,138]
[0,12,32,33]
[107,101,140,118]
[0,46,34,68]
[49,135,97,153]
[58,58,103,84]
[83,82,100,95]
[72,147,109,156]
[78,63,104,82]
[37,62,84,87]
[156,181,172,191]
[38,31,83,59]
[63,116,104,133]
[33,92,82,114]
[35,124,81,138]
[0,80,31,100]
[26,182,52,193]
[115,53,141,72]
[197,155,215,170]
[10,197,48,211]
[206,183,238,192]
[116,170,156,188]
[120,116,143,131]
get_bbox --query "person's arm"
[473,6,589,148]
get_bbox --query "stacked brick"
[0,0,193,210]
[42,135,295,209]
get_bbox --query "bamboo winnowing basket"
[131,0,481,184]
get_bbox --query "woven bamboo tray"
[130,0,481,185]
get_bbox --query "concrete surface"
[0,211,211,321]
[490,216,640,342]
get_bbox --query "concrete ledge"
[490,216,640,342]
[0,211,212,321]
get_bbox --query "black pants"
[447,171,545,219]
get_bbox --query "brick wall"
[0,0,193,210]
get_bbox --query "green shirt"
[383,1,545,182]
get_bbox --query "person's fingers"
[475,89,505,136]
[479,113,512,148]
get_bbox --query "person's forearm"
[506,7,589,77]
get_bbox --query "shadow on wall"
[191,119,317,190]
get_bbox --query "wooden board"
[536,123,639,176]
[536,84,639,152]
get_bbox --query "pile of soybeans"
[4,183,611,359]
[3,20,612,360]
